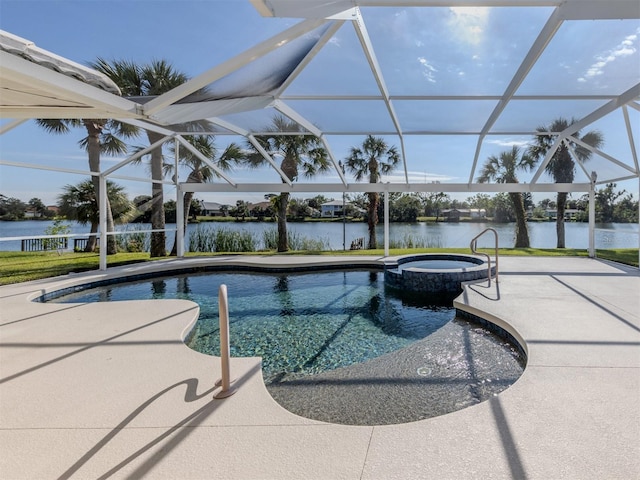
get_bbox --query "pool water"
[52,270,455,381]
[396,259,480,270]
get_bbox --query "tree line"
[3,182,636,228]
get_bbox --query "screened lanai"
[0,0,639,268]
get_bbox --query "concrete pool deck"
[0,255,638,479]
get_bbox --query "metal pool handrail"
[214,284,236,399]
[470,228,499,286]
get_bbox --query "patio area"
[0,255,638,479]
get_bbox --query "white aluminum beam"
[571,136,638,175]
[558,83,640,139]
[530,84,640,184]
[247,135,294,186]
[273,101,348,185]
[0,159,97,177]
[206,117,293,184]
[595,174,640,185]
[102,135,174,177]
[175,135,237,187]
[108,174,175,186]
[530,136,563,184]
[182,181,592,194]
[352,7,409,183]
[321,135,348,186]
[0,119,26,135]
[273,19,345,97]
[142,18,331,117]
[118,118,177,137]
[0,51,140,119]
[279,94,620,101]
[469,6,564,183]
[622,106,640,172]
[566,140,592,181]
[254,0,640,18]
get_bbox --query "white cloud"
[417,56,437,83]
[486,138,530,148]
[578,29,639,82]
[447,7,489,46]
[383,171,457,183]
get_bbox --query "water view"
[1,219,638,251]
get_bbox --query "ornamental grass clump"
[115,226,150,253]
[262,228,328,251]
[188,225,257,253]
[389,233,443,249]
[213,228,256,252]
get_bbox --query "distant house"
[47,205,59,214]
[249,201,272,211]
[441,208,486,222]
[321,200,346,218]
[24,208,40,218]
[200,201,224,217]
[544,208,582,221]
[442,209,461,222]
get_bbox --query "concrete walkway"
[1,256,638,479]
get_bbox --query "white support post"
[384,184,389,257]
[99,175,107,271]
[175,139,185,258]
[588,171,597,258]
[214,284,236,399]
[177,184,184,258]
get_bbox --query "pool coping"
[1,255,638,479]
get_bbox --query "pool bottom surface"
[267,316,524,426]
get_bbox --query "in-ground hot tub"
[384,253,494,296]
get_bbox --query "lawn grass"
[0,247,637,286]
[0,251,151,285]
[595,248,639,267]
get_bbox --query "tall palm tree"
[91,58,189,257]
[344,135,400,249]
[528,117,604,248]
[477,146,535,248]
[167,135,245,255]
[36,118,137,253]
[246,115,330,252]
[58,179,133,247]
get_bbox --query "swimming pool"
[49,267,525,425]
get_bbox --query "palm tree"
[58,179,133,248]
[344,135,400,249]
[36,118,137,253]
[528,117,604,248]
[246,115,330,252]
[167,135,245,255]
[91,58,189,257]
[477,146,535,248]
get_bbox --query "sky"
[1,0,639,208]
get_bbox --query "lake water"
[0,219,638,251]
